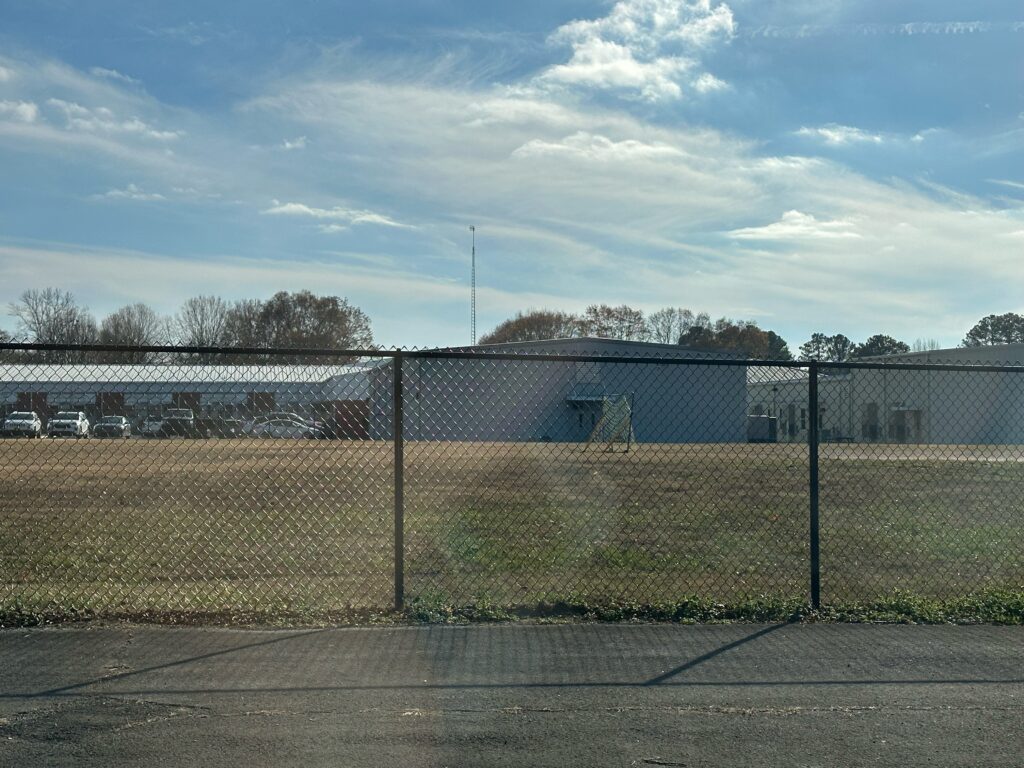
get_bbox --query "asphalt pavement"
[1,622,1022,766]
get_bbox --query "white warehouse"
[747,345,1024,445]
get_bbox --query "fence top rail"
[5,342,1024,374]
[0,342,397,359]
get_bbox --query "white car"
[139,415,165,438]
[48,411,90,439]
[2,411,43,438]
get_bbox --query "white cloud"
[89,67,141,85]
[512,131,685,162]
[262,200,413,231]
[92,183,166,201]
[796,124,883,146]
[281,136,307,150]
[692,72,728,93]
[535,0,735,102]
[246,73,1024,349]
[728,210,861,240]
[46,98,183,141]
[0,66,14,82]
[0,100,39,123]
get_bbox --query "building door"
[787,404,797,438]
[96,392,125,415]
[889,409,923,444]
[861,403,879,441]
[16,392,47,414]
[246,392,275,416]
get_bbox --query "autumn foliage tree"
[478,310,580,345]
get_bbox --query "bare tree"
[98,303,167,362]
[912,338,941,352]
[100,303,166,346]
[8,289,98,362]
[173,295,231,347]
[646,307,696,344]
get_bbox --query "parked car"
[48,411,89,438]
[1,411,42,438]
[250,418,326,439]
[139,415,165,438]
[159,409,203,438]
[244,411,309,435]
[92,415,131,438]
[197,416,244,438]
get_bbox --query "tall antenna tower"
[469,225,476,344]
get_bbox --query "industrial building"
[746,345,1024,445]
[0,337,748,443]
[370,338,747,443]
[0,362,374,436]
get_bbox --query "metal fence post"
[808,361,821,609]
[393,352,405,612]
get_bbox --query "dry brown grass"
[1,438,1021,617]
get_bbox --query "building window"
[800,408,807,431]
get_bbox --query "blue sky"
[0,0,1022,348]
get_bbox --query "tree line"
[3,288,373,362]
[478,306,1024,360]
[478,305,794,359]
[5,289,1024,362]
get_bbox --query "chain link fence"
[0,342,1021,621]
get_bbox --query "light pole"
[469,225,476,345]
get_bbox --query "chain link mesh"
[814,361,1024,601]
[0,347,394,619]
[404,354,808,606]
[0,342,1021,622]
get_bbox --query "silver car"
[250,418,325,439]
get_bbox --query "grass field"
[1,438,1022,622]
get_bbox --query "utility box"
[747,415,778,443]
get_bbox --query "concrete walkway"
[1,623,1022,766]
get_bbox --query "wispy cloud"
[262,200,413,231]
[746,20,1024,39]
[534,0,735,102]
[796,124,883,146]
[46,98,183,141]
[0,65,14,82]
[89,67,141,86]
[281,136,307,150]
[989,179,1024,192]
[91,183,166,201]
[141,22,219,47]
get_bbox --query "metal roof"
[0,360,387,385]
